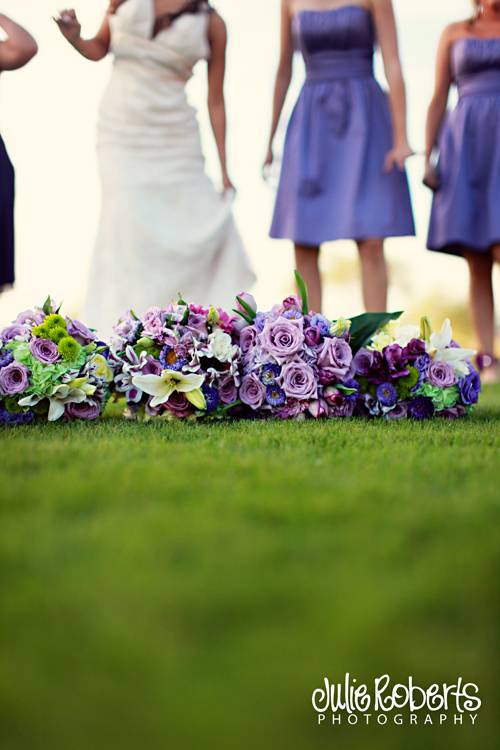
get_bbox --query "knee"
[492,246,500,264]
[358,239,385,265]
[465,252,492,277]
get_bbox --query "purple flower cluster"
[236,296,355,419]
[110,302,242,419]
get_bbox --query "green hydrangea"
[58,336,81,362]
[418,382,459,410]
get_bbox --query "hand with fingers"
[53,9,81,43]
[384,142,414,172]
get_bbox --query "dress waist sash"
[458,70,500,98]
[304,52,373,83]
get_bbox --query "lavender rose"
[66,318,96,345]
[351,348,375,377]
[0,362,29,395]
[428,361,456,388]
[317,337,353,381]
[304,325,322,348]
[164,391,193,418]
[281,361,317,401]
[219,374,238,404]
[30,338,60,364]
[1,324,29,343]
[240,325,258,355]
[260,317,305,361]
[240,373,266,410]
[65,399,101,421]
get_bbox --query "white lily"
[427,319,475,377]
[132,369,206,410]
[19,377,96,422]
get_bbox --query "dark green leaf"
[232,308,254,325]
[294,270,309,315]
[348,311,404,353]
[236,296,257,321]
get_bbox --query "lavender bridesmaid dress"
[0,134,15,290]
[270,6,415,246]
[428,38,500,255]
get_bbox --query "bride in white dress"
[56,0,255,335]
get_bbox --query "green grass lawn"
[1,387,499,750]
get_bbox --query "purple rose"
[281,361,317,401]
[65,399,101,421]
[317,337,353,381]
[351,348,375,377]
[218,374,238,404]
[30,338,60,364]
[240,374,266,410]
[1,324,29,343]
[66,318,96,345]
[459,371,481,405]
[0,362,29,395]
[164,392,194,418]
[408,396,435,420]
[384,344,410,379]
[239,325,258,355]
[323,387,356,418]
[15,309,44,326]
[428,361,456,388]
[402,338,427,363]
[260,317,305,361]
[304,326,322,347]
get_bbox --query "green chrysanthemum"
[48,326,69,344]
[45,314,67,331]
[33,323,50,339]
[57,336,81,362]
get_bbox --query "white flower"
[207,329,238,363]
[19,377,96,422]
[427,319,475,377]
[370,322,398,352]
[393,325,420,347]
[132,370,206,409]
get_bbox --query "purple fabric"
[270,6,415,245]
[428,38,500,255]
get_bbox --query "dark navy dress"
[0,134,15,289]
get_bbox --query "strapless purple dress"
[428,38,500,255]
[0,134,15,290]
[270,6,415,246]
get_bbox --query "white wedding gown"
[84,0,255,336]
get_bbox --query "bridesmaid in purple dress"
[265,0,415,314]
[0,14,38,293]
[425,0,500,383]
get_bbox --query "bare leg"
[464,250,498,383]
[295,243,322,313]
[357,238,388,312]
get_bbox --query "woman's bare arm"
[423,24,457,188]
[372,0,413,170]
[0,14,38,71]
[54,8,111,62]
[264,0,294,167]
[207,12,233,191]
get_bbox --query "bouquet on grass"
[109,300,242,420]
[233,273,404,420]
[0,298,113,425]
[351,317,481,420]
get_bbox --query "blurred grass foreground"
[1,385,500,750]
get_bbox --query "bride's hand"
[222,172,236,194]
[54,9,81,42]
[262,146,273,179]
[384,142,414,172]
[423,162,440,191]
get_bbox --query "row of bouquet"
[0,283,481,425]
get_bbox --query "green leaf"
[232,308,254,325]
[349,311,404,354]
[42,296,53,316]
[294,271,309,315]
[335,385,357,396]
[236,296,257,321]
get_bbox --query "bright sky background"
[0,0,498,325]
